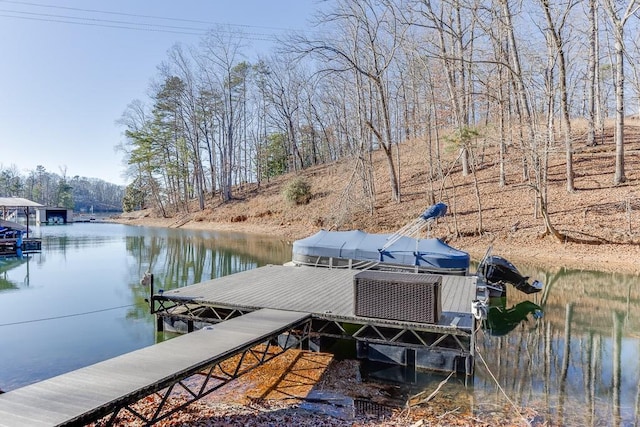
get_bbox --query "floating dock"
[152,264,486,376]
[0,239,41,256]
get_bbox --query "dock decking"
[153,264,482,375]
[0,265,484,426]
[157,264,479,331]
[0,308,311,427]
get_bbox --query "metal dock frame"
[153,302,475,377]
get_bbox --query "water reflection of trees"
[476,265,640,426]
[0,256,31,290]
[124,229,292,321]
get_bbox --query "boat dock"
[152,264,486,377]
[0,264,485,426]
[0,308,311,426]
[0,237,41,256]
[1,198,43,256]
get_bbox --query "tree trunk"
[602,0,637,185]
[498,63,506,187]
[613,30,626,185]
[586,0,597,146]
[373,73,401,203]
[541,0,574,192]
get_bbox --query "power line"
[0,0,305,33]
[0,8,282,38]
[0,8,208,31]
[0,304,136,327]
[0,13,203,36]
[0,12,282,41]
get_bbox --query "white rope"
[475,347,531,426]
[410,370,455,406]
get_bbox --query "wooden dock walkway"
[0,308,311,427]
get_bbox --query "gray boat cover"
[292,230,470,271]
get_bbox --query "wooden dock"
[0,308,311,427]
[156,264,479,328]
[153,264,483,375]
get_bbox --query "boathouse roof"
[0,197,44,208]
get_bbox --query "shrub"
[230,214,247,223]
[283,177,312,205]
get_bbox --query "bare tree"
[258,55,305,172]
[586,0,601,146]
[499,0,563,240]
[198,26,248,202]
[413,0,476,176]
[291,0,405,202]
[166,44,207,211]
[625,21,640,119]
[540,0,576,192]
[601,0,640,185]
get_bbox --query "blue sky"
[0,0,319,185]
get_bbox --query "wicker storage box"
[353,271,442,323]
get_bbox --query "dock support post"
[148,273,164,332]
[405,348,417,383]
[465,355,474,380]
[149,273,155,314]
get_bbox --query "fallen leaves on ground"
[92,349,549,427]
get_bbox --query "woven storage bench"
[353,271,442,323]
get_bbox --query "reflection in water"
[0,255,30,290]
[484,299,543,336]
[472,264,640,426]
[0,224,292,392]
[121,229,292,326]
[125,229,291,291]
[124,229,292,329]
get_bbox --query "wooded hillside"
[117,0,640,254]
[119,118,640,275]
[0,165,124,213]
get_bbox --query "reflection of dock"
[0,256,28,273]
[0,255,30,291]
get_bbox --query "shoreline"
[112,215,640,276]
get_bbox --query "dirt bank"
[114,211,640,276]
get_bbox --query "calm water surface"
[0,223,638,426]
[0,223,291,391]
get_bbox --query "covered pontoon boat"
[293,229,470,274]
[291,202,542,296]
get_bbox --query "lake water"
[0,223,291,391]
[0,223,638,426]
